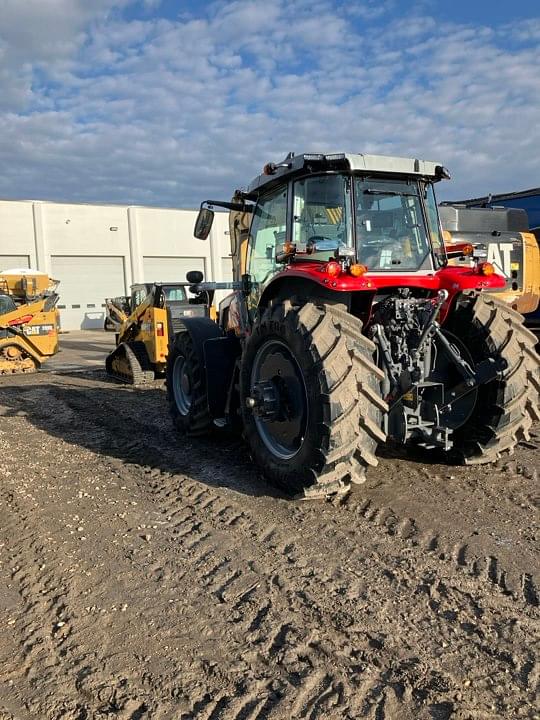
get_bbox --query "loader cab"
[0,294,17,316]
[130,284,152,312]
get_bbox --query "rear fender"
[258,275,378,328]
[258,275,352,311]
[170,317,223,365]
[169,317,238,418]
[204,336,241,416]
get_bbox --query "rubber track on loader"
[105,341,155,385]
[0,346,38,375]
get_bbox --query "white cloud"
[0,0,538,207]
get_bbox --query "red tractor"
[167,153,540,498]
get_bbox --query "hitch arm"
[440,357,506,412]
[433,326,476,382]
[414,290,448,360]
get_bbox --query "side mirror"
[186,270,204,284]
[194,207,214,240]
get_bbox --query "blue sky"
[0,0,539,208]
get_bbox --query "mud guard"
[169,317,238,417]
[204,336,241,416]
[169,317,223,363]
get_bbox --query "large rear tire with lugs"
[240,301,387,497]
[167,332,212,436]
[447,292,540,463]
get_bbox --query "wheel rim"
[250,339,308,460]
[172,355,192,415]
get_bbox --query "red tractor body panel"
[277,263,506,322]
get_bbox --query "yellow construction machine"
[105,281,212,384]
[0,268,60,375]
[440,205,540,314]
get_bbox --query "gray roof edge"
[345,153,442,176]
[247,152,444,193]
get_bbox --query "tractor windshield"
[354,178,432,271]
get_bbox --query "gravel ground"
[0,369,538,720]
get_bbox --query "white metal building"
[0,199,231,330]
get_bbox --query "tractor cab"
[194,152,496,320]
[245,169,447,281]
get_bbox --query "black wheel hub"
[250,380,280,420]
[248,339,308,461]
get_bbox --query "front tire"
[447,292,540,463]
[167,332,212,436]
[240,301,386,497]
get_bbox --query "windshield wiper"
[363,189,417,197]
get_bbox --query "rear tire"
[447,292,540,463]
[240,301,386,496]
[167,332,212,436]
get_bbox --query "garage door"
[51,255,126,331]
[221,256,233,282]
[0,255,30,270]
[143,256,206,284]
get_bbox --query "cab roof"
[246,152,447,195]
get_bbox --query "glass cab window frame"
[291,173,354,261]
[352,177,436,272]
[246,183,289,301]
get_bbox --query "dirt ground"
[0,362,538,719]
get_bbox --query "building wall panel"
[43,203,130,256]
[0,201,36,265]
[0,255,30,270]
[0,199,241,331]
[142,256,205,283]
[52,255,126,330]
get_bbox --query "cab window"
[248,186,287,289]
[0,295,16,315]
[354,179,432,271]
[293,175,352,258]
[164,287,187,302]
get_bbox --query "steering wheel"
[307,235,334,243]
[360,234,395,247]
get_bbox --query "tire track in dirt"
[5,383,382,716]
[10,384,430,716]
[0,485,89,718]
[347,495,539,607]
[2,375,539,718]
[43,378,540,610]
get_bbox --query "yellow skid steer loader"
[105,282,212,384]
[0,269,60,375]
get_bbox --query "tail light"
[325,261,341,278]
[156,322,165,337]
[477,262,495,276]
